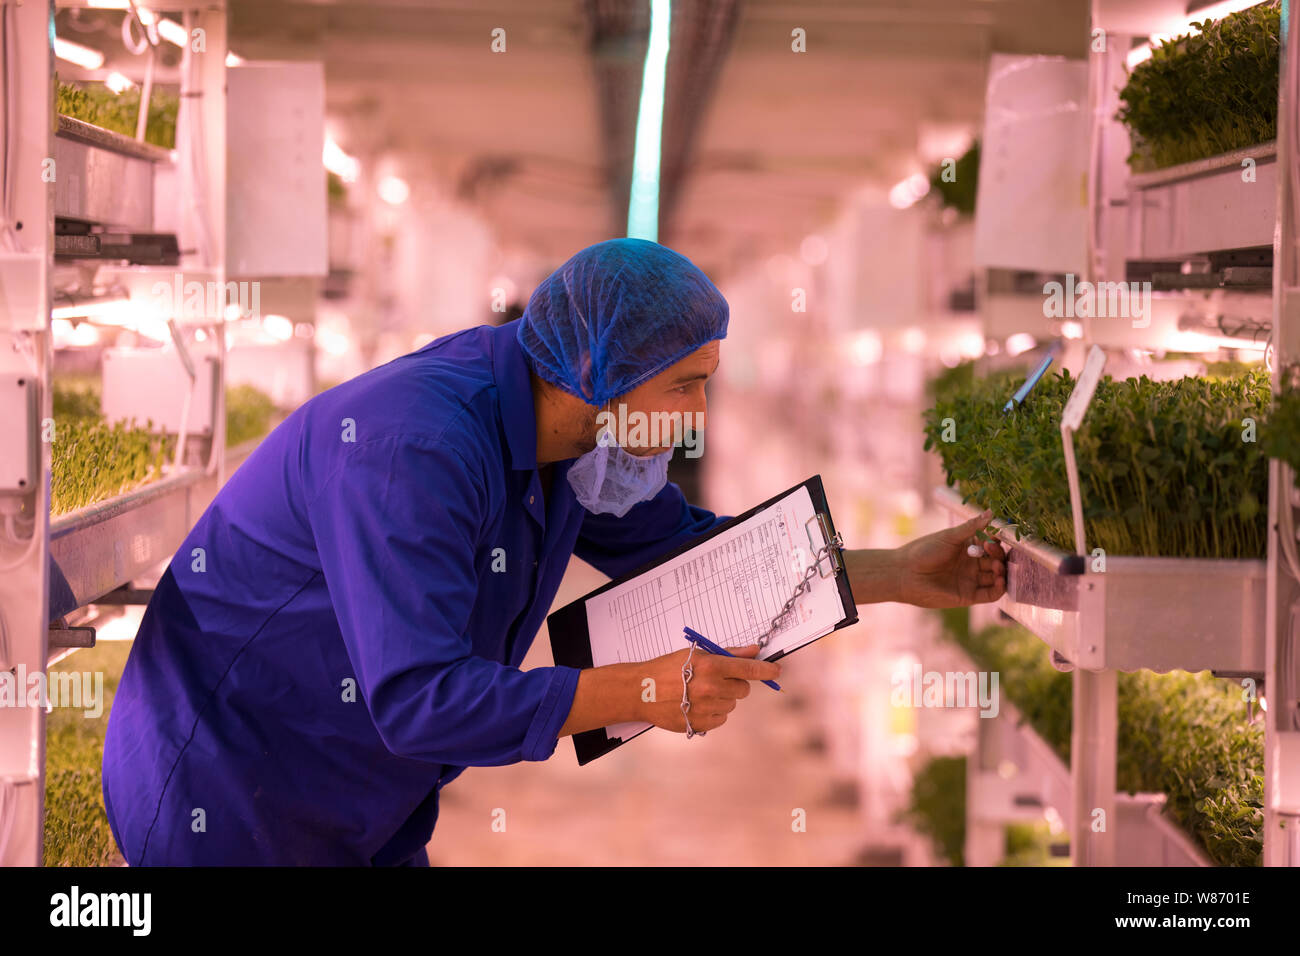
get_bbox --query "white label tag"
[1061,345,1106,432]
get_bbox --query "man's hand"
[635,644,781,734]
[895,510,1007,608]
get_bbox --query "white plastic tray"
[935,485,1266,673]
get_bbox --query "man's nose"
[684,398,706,438]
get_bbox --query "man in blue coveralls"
[102,238,1005,865]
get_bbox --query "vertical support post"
[1084,5,1134,296]
[178,4,228,483]
[1264,0,1300,868]
[1072,668,1118,865]
[1060,344,1114,865]
[964,709,1006,867]
[0,0,54,867]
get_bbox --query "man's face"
[597,341,720,457]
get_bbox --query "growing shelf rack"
[919,0,1300,866]
[1126,143,1277,264]
[0,0,232,866]
[934,484,1267,675]
[47,435,264,631]
[958,649,1211,867]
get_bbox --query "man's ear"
[586,399,606,436]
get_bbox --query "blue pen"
[1002,341,1062,413]
[683,626,782,691]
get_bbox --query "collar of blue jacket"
[491,318,542,474]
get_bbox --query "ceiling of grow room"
[225,0,1091,279]
[56,0,1091,281]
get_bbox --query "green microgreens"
[923,362,1270,558]
[57,81,179,150]
[1115,1,1281,172]
[936,613,1264,867]
[50,379,276,515]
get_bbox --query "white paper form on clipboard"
[584,482,851,741]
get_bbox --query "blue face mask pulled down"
[567,425,674,517]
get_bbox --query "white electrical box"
[0,373,36,493]
[227,62,328,277]
[227,342,314,408]
[973,54,1089,275]
[101,349,218,436]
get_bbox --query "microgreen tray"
[956,648,1213,866]
[935,484,1266,673]
[1126,142,1277,260]
[48,441,261,622]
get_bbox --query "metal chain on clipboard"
[681,528,846,738]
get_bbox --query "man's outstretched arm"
[841,510,1007,608]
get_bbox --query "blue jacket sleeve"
[572,478,734,580]
[306,433,581,767]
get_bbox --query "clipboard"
[548,474,857,765]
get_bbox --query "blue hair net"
[516,238,729,406]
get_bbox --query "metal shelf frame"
[962,677,1211,867]
[54,114,175,165]
[0,0,229,866]
[1082,0,1300,868]
[934,485,1267,675]
[47,437,260,624]
[936,483,1268,865]
[1126,142,1278,262]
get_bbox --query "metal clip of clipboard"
[804,511,845,579]
[754,511,847,650]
